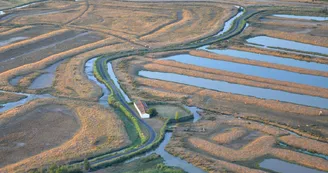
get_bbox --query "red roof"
[135,100,148,114]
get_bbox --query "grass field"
[149,104,189,119]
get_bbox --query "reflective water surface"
[139,71,328,109]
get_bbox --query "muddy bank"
[0,104,79,167]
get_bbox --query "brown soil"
[0,98,129,172]
[0,104,79,167]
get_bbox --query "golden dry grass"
[166,144,266,173]
[189,126,328,171]
[8,2,85,25]
[140,9,193,40]
[0,98,129,172]
[140,4,230,47]
[212,127,248,144]
[189,136,274,161]
[279,135,328,155]
[138,86,187,100]
[80,5,174,36]
[17,71,44,88]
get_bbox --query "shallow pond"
[107,62,131,103]
[28,60,64,89]
[273,14,328,21]
[0,37,27,47]
[199,47,328,73]
[162,54,328,89]
[260,159,326,173]
[139,71,328,109]
[85,58,110,107]
[9,75,24,86]
[247,36,328,55]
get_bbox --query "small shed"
[134,100,150,118]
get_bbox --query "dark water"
[139,71,328,109]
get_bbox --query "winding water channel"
[0,91,52,113]
[85,58,110,107]
[85,57,205,172]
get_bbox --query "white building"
[134,100,150,119]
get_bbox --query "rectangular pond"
[162,54,328,89]
[247,36,328,55]
[260,159,326,173]
[273,14,328,21]
[139,71,328,109]
[198,47,328,73]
